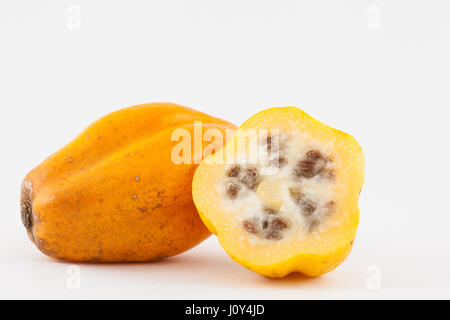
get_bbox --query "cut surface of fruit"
[192,107,364,277]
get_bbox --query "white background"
[1,0,449,299]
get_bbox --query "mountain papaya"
[192,107,364,277]
[21,102,237,262]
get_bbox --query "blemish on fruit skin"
[139,207,147,213]
[135,176,140,181]
[68,157,74,163]
[20,182,33,232]
[132,194,137,200]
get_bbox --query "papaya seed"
[326,169,336,179]
[242,215,289,240]
[240,167,260,189]
[265,231,282,240]
[242,219,258,234]
[270,217,288,231]
[306,149,323,161]
[298,159,315,173]
[308,219,320,232]
[226,165,241,178]
[300,199,316,217]
[295,158,326,178]
[294,149,327,179]
[226,182,240,199]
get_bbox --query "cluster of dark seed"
[289,186,335,232]
[224,143,290,239]
[225,164,260,199]
[225,134,289,200]
[290,149,336,231]
[294,149,335,180]
[241,208,289,240]
[226,147,336,239]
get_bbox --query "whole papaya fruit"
[192,107,364,277]
[21,102,237,262]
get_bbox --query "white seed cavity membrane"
[216,129,338,244]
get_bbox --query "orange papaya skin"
[21,102,237,262]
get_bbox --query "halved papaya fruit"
[192,107,364,277]
[21,102,237,262]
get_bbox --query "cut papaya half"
[192,107,364,277]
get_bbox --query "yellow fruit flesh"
[193,107,364,277]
